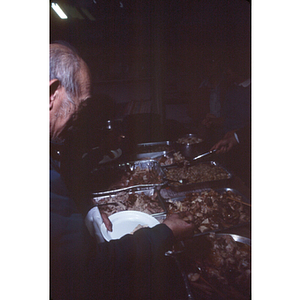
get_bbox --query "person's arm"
[211,124,250,154]
[51,167,194,300]
[210,130,238,153]
[89,214,194,299]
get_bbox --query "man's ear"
[50,79,61,110]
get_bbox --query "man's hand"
[99,208,112,232]
[210,130,238,154]
[163,212,194,240]
[85,206,112,243]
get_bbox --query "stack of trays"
[135,141,174,159]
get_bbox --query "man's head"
[49,43,91,141]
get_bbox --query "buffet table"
[88,135,251,300]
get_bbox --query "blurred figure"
[202,48,250,138]
[188,54,228,130]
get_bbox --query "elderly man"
[50,44,91,142]
[50,43,194,300]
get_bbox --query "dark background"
[50,0,250,106]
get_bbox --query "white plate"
[100,211,160,241]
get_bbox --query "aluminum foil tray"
[166,233,251,300]
[213,233,251,246]
[177,233,251,300]
[136,141,174,159]
[150,150,189,167]
[159,187,251,237]
[93,187,167,218]
[163,161,233,192]
[159,187,250,204]
[92,159,167,196]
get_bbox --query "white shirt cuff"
[234,132,240,143]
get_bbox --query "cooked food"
[95,191,165,216]
[109,166,164,189]
[177,136,203,145]
[157,151,188,166]
[130,224,148,234]
[126,166,163,185]
[183,233,250,300]
[166,189,250,234]
[165,163,230,186]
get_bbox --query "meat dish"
[125,166,163,186]
[94,190,165,216]
[157,151,188,166]
[165,163,230,186]
[107,162,165,190]
[177,136,203,145]
[182,233,251,300]
[166,189,250,234]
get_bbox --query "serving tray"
[93,187,167,218]
[158,187,250,237]
[177,233,251,300]
[92,159,167,196]
[162,161,233,192]
[136,141,174,159]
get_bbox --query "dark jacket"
[50,156,175,300]
[222,83,251,133]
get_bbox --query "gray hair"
[50,44,82,116]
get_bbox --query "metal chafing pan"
[159,187,250,237]
[162,161,233,192]
[149,150,187,167]
[214,233,251,246]
[92,159,168,196]
[136,141,174,159]
[167,233,250,300]
[185,233,251,247]
[176,133,204,146]
[175,134,205,160]
[159,187,250,205]
[93,187,167,218]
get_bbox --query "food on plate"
[177,136,203,145]
[130,224,149,234]
[94,191,165,216]
[183,233,250,300]
[165,163,230,186]
[166,189,250,234]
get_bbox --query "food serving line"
[89,134,251,299]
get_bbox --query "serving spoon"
[192,149,216,162]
